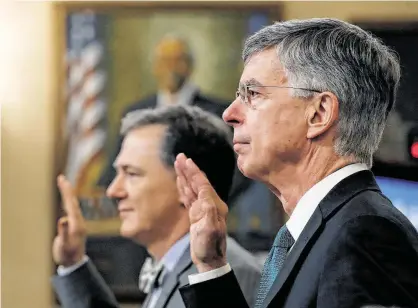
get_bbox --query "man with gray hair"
[174,18,418,308]
[51,105,261,308]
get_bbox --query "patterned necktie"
[254,225,295,308]
[138,257,167,294]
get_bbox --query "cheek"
[249,113,277,151]
[248,110,297,161]
[264,107,303,142]
[124,181,154,219]
[119,213,143,238]
[129,179,179,216]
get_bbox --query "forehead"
[240,48,285,85]
[155,39,187,58]
[116,124,167,165]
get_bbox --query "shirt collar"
[157,81,198,107]
[159,233,190,272]
[286,163,368,242]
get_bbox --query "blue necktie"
[254,225,295,308]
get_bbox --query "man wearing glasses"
[175,18,418,308]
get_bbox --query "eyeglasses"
[235,85,321,107]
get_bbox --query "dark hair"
[121,105,235,202]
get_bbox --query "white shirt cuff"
[57,255,89,276]
[188,263,231,285]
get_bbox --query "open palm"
[174,153,228,272]
[52,175,87,267]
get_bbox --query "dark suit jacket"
[52,237,261,308]
[180,170,418,308]
[97,92,228,188]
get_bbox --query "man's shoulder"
[338,189,415,233]
[322,189,418,252]
[123,94,158,116]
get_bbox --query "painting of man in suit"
[98,34,228,189]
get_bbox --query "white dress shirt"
[57,255,89,276]
[157,81,198,107]
[57,233,191,308]
[188,163,368,285]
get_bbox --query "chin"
[119,223,140,240]
[237,157,253,179]
[237,155,264,181]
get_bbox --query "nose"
[106,174,127,200]
[222,97,245,128]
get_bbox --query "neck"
[161,82,187,97]
[266,149,355,216]
[143,221,189,261]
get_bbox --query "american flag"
[64,12,108,195]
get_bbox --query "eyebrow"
[240,78,263,88]
[113,164,144,173]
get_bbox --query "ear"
[305,92,339,139]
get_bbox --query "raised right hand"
[174,153,229,273]
[52,175,87,267]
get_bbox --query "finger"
[175,160,197,202]
[177,176,190,208]
[174,159,187,181]
[189,199,205,223]
[179,172,198,201]
[174,153,187,174]
[175,153,188,166]
[174,154,190,183]
[176,154,214,200]
[184,158,213,198]
[209,207,222,235]
[184,184,198,203]
[177,175,197,207]
[57,216,69,243]
[57,175,83,220]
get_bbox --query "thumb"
[57,217,69,243]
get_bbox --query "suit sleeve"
[52,260,119,308]
[318,215,418,308]
[180,270,250,308]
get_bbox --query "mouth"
[233,139,250,144]
[118,208,134,217]
[233,142,250,152]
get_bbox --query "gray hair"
[120,105,235,202]
[243,18,401,167]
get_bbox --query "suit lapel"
[153,246,193,308]
[262,170,380,308]
[188,92,200,106]
[141,293,152,308]
[144,95,158,109]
